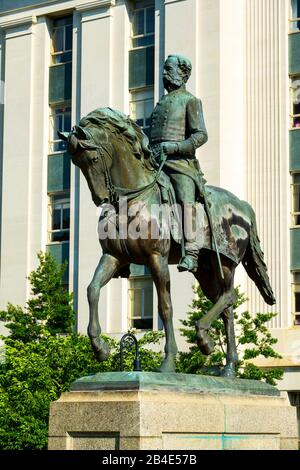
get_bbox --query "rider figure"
[149,54,208,273]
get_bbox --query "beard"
[163,73,184,90]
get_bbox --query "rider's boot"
[177,248,199,273]
[177,204,200,273]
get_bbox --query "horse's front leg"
[220,307,238,377]
[149,254,178,372]
[87,253,121,362]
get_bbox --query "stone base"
[48,372,298,450]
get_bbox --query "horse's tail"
[242,203,276,305]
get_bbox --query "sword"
[202,187,225,280]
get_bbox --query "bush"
[176,285,283,386]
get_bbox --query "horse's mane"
[79,107,154,168]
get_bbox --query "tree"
[176,285,283,386]
[0,252,75,342]
[0,252,163,450]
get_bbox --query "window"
[130,88,154,135]
[128,275,153,329]
[49,16,72,150]
[291,174,300,226]
[129,1,154,90]
[49,104,71,153]
[290,0,300,31]
[48,193,70,243]
[292,272,300,325]
[131,2,154,49]
[51,16,73,64]
[129,0,154,135]
[290,76,300,128]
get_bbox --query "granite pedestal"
[48,372,298,450]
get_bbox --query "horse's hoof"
[156,356,176,373]
[220,365,236,378]
[90,337,110,362]
[196,327,214,355]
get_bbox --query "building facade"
[0,0,299,419]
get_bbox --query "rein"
[96,144,167,205]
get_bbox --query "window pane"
[291,0,300,30]
[145,99,153,119]
[146,7,155,34]
[53,140,67,152]
[63,112,71,132]
[65,25,73,51]
[135,100,145,120]
[53,193,70,203]
[132,35,154,48]
[143,287,153,317]
[129,288,142,318]
[128,276,153,328]
[129,46,154,89]
[128,278,153,320]
[291,0,300,18]
[293,183,300,212]
[295,292,300,312]
[293,117,300,128]
[294,272,300,283]
[62,207,70,229]
[53,17,73,27]
[58,114,63,131]
[52,231,69,242]
[133,9,144,36]
[52,28,64,53]
[51,113,61,140]
[294,102,300,116]
[130,91,153,129]
[52,208,61,230]
[52,51,72,65]
[293,103,300,122]
[132,318,153,329]
[50,104,71,151]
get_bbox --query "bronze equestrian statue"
[58,54,275,378]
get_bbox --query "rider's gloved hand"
[161,142,179,156]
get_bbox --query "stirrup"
[177,255,198,273]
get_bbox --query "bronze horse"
[59,107,276,377]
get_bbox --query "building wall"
[0,0,299,390]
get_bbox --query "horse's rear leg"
[87,253,121,362]
[149,254,178,372]
[220,307,238,377]
[195,268,237,356]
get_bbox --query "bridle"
[91,140,167,206]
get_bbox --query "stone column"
[245,0,290,323]
[0,16,37,309]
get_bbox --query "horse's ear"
[57,131,69,141]
[74,125,89,140]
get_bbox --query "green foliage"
[176,285,283,386]
[119,330,164,372]
[0,253,163,450]
[0,252,75,342]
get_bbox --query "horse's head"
[58,124,112,206]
